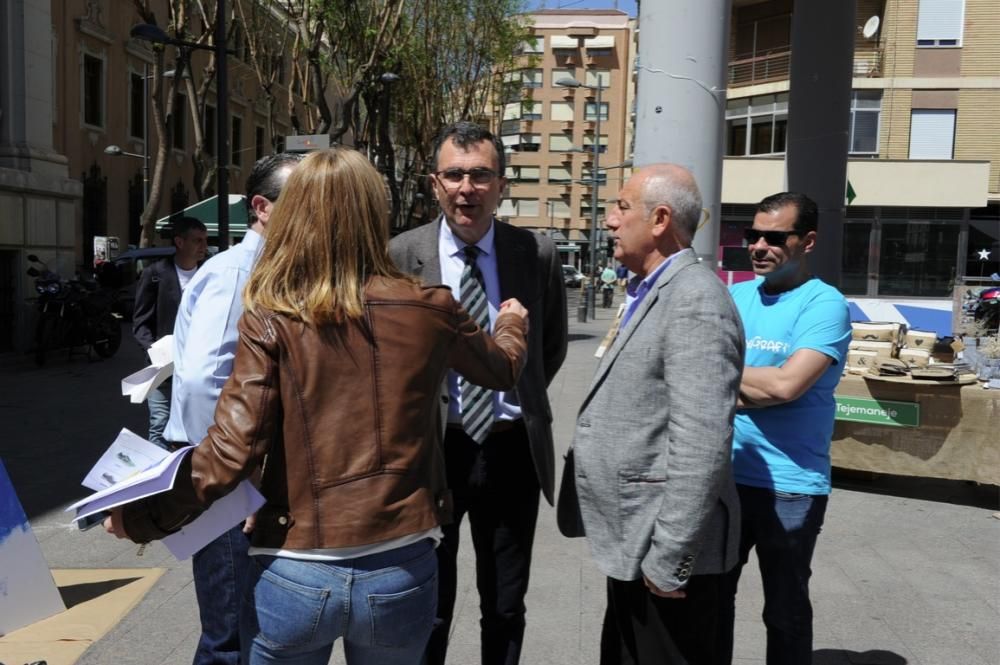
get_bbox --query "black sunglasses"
[743,228,804,246]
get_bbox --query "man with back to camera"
[568,164,744,664]
[162,152,303,664]
[389,121,568,665]
[131,216,207,449]
[719,192,851,665]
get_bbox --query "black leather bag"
[556,448,585,538]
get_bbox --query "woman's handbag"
[556,448,585,538]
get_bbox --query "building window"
[501,120,520,135]
[586,48,613,58]
[849,91,881,155]
[551,68,575,86]
[909,109,955,159]
[521,69,543,88]
[129,71,145,140]
[548,166,573,183]
[548,200,571,218]
[502,102,522,122]
[521,101,542,121]
[551,102,574,122]
[549,134,574,152]
[172,94,186,150]
[878,222,959,297]
[584,102,609,121]
[550,35,579,52]
[498,198,539,217]
[583,134,609,154]
[232,115,243,166]
[916,0,964,47]
[582,167,608,185]
[255,126,265,160]
[725,93,788,156]
[502,134,540,153]
[83,53,104,127]
[580,202,608,218]
[507,166,540,183]
[585,69,610,88]
[520,38,543,55]
[204,105,217,156]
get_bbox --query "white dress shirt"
[438,218,522,424]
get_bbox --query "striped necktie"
[460,245,494,444]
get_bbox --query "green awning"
[156,195,249,239]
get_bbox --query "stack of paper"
[121,335,174,403]
[70,428,266,560]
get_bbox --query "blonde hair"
[243,147,411,325]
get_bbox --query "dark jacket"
[122,278,528,548]
[132,257,182,349]
[389,219,568,503]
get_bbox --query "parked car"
[562,265,584,287]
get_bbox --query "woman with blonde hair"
[105,147,529,664]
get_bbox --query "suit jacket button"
[278,516,288,526]
[441,396,449,404]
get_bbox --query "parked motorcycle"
[26,254,123,365]
[974,286,1000,332]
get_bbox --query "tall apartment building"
[496,9,634,271]
[718,0,999,325]
[1,0,312,353]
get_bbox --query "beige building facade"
[496,9,634,270]
[2,0,307,353]
[720,0,999,303]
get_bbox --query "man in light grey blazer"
[389,122,567,665]
[569,164,744,664]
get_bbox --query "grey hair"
[639,166,702,245]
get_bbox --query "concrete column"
[785,1,856,287]
[632,0,731,266]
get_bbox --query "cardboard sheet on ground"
[0,567,164,665]
[0,460,66,636]
[121,334,174,403]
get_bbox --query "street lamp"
[556,73,606,319]
[105,144,149,232]
[131,2,234,249]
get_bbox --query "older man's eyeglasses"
[743,228,804,246]
[434,168,499,189]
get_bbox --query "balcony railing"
[728,48,791,87]
[728,45,885,87]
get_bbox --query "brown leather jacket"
[122,277,527,548]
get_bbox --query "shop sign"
[835,396,920,427]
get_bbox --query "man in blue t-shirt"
[719,192,851,665]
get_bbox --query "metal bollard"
[577,297,588,323]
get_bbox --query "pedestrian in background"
[567,164,744,664]
[719,192,851,665]
[131,216,207,449]
[390,121,568,665]
[106,147,529,664]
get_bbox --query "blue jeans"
[192,524,252,665]
[241,538,438,665]
[720,485,828,665]
[147,378,171,449]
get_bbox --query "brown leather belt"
[447,419,523,435]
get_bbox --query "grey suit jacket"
[389,218,569,504]
[571,249,745,591]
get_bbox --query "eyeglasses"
[434,168,499,188]
[743,228,804,246]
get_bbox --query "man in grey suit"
[569,164,744,664]
[389,121,567,665]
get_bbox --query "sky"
[531,0,639,17]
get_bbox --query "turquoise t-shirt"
[729,277,851,495]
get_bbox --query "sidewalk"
[2,290,998,664]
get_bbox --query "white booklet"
[71,429,266,561]
[121,334,174,403]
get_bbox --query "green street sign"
[835,396,920,427]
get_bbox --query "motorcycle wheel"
[91,314,122,358]
[34,314,58,366]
